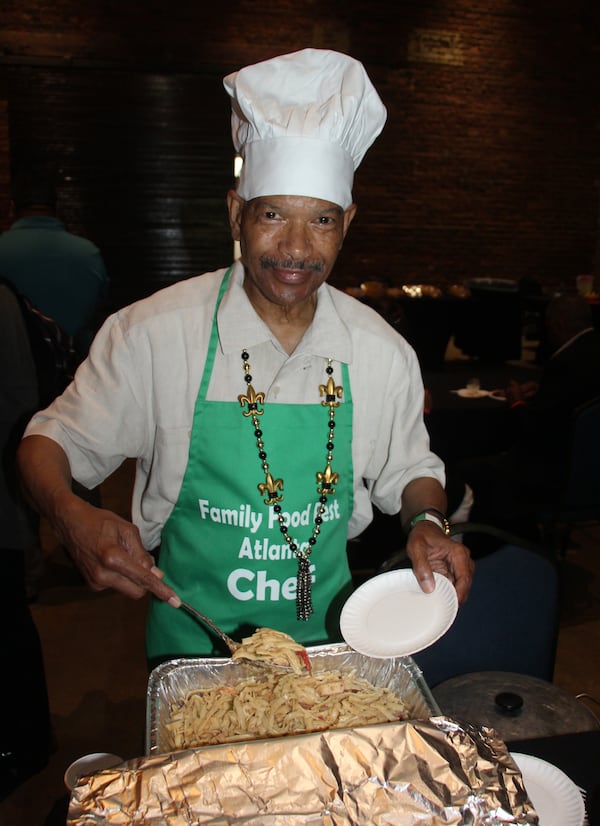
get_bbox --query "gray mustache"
[260,257,324,273]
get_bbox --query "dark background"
[0,0,599,314]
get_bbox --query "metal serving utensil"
[179,601,240,655]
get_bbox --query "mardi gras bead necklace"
[237,350,342,621]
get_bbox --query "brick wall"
[0,0,598,309]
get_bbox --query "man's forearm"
[17,434,179,604]
[400,477,448,531]
[17,434,80,530]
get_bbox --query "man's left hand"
[406,522,474,605]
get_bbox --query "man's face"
[228,192,356,313]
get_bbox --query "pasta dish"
[166,668,409,750]
[231,627,311,673]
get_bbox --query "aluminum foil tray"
[146,642,440,754]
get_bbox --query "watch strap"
[409,509,451,536]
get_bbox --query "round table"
[433,671,600,741]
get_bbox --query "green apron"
[146,270,354,662]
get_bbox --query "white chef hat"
[223,48,387,210]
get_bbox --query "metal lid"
[433,671,599,741]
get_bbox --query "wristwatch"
[409,508,451,536]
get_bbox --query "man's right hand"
[55,495,180,604]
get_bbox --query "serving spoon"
[179,601,241,655]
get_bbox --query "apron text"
[197,499,263,532]
[227,565,316,602]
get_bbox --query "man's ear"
[227,190,244,242]
[342,203,357,241]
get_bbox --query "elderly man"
[17,49,472,665]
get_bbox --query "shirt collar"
[218,261,353,363]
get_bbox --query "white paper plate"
[64,752,123,791]
[454,387,489,398]
[510,752,586,826]
[340,570,458,658]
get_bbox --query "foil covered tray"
[146,642,440,754]
[70,718,539,825]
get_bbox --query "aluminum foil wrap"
[66,716,538,825]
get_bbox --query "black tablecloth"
[423,361,541,465]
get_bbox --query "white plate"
[510,752,585,826]
[64,752,123,791]
[340,570,458,658]
[453,387,496,401]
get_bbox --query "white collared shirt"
[25,261,443,548]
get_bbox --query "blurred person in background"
[0,169,109,357]
[0,170,109,590]
[0,282,52,799]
